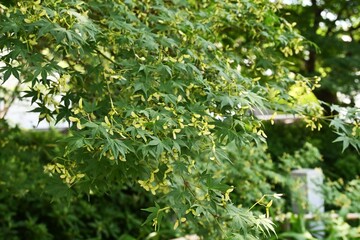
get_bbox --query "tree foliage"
[280,0,360,152]
[282,0,360,105]
[0,0,358,238]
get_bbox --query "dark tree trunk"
[304,0,338,115]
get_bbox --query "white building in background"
[4,96,68,129]
[0,66,68,129]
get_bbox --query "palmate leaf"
[333,134,350,153]
[226,205,253,231]
[63,134,86,154]
[147,138,161,146]
[141,202,167,231]
[111,139,129,160]
[329,118,348,133]
[37,20,55,38]
[219,95,235,109]
[333,134,360,153]
[215,120,246,145]
[200,172,229,192]
[213,147,232,164]
[68,9,99,39]
[328,105,360,152]
[3,68,12,82]
[141,204,159,226]
[255,215,277,237]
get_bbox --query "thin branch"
[0,81,21,119]
[94,48,123,68]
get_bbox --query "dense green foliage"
[0,0,359,239]
[0,123,159,239]
[264,121,360,181]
